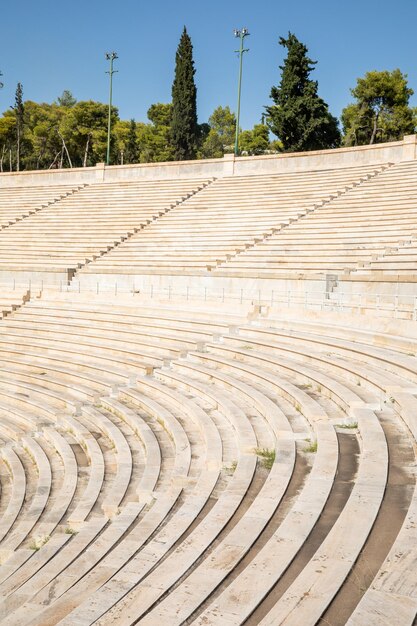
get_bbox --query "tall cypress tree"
[266,33,340,152]
[170,27,198,160]
[14,82,24,171]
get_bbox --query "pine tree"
[124,118,139,164]
[266,33,340,152]
[341,70,415,146]
[170,27,198,160]
[57,90,77,108]
[14,82,24,171]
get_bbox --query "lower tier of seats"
[0,293,414,625]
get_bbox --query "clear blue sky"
[1,0,417,129]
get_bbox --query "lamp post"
[233,28,249,156]
[105,52,118,165]
[0,71,3,90]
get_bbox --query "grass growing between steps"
[254,447,276,469]
[29,534,50,551]
[303,439,318,453]
[336,422,358,429]
[224,460,238,475]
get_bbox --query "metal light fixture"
[233,29,249,156]
[105,52,118,166]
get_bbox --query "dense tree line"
[0,29,416,170]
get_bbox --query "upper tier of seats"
[79,164,388,276]
[0,184,85,228]
[214,160,417,277]
[0,178,211,275]
[1,158,417,283]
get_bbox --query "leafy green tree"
[124,118,139,164]
[113,119,130,164]
[199,105,236,157]
[59,100,118,167]
[138,103,174,163]
[341,70,416,145]
[147,102,172,128]
[266,33,340,152]
[21,101,65,170]
[199,129,224,158]
[208,106,236,149]
[0,112,16,171]
[170,27,198,160]
[269,138,283,152]
[239,124,270,155]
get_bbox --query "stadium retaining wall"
[1,134,416,186]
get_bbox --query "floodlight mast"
[234,28,249,156]
[105,52,118,166]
